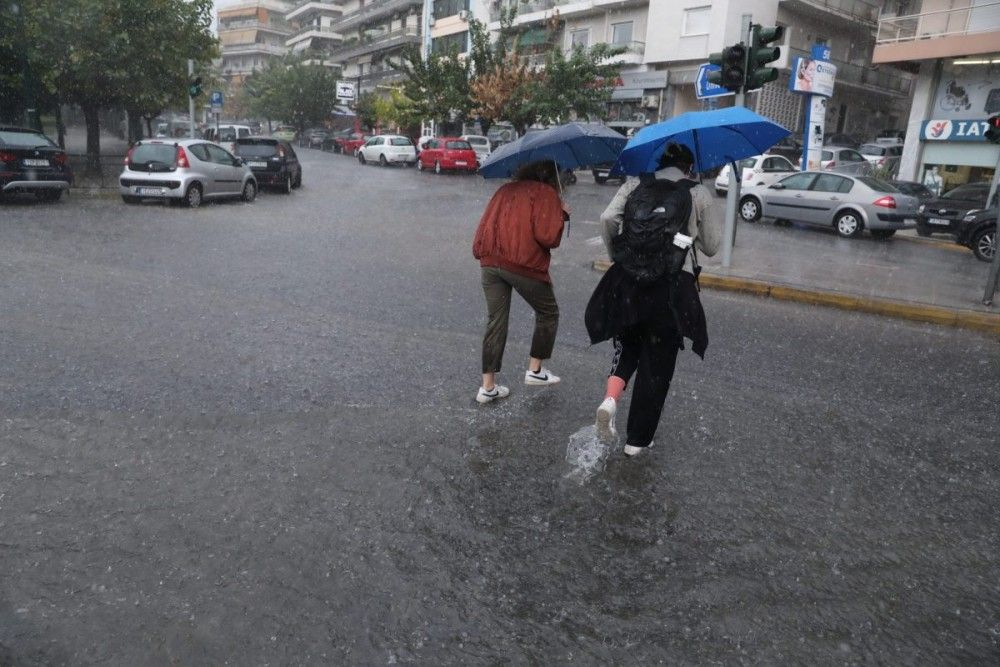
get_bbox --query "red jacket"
[472,180,565,283]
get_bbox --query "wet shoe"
[476,385,510,404]
[525,367,560,385]
[623,441,653,457]
[596,397,617,441]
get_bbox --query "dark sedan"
[891,180,935,202]
[916,182,996,237]
[233,137,302,193]
[0,126,73,202]
[956,206,996,262]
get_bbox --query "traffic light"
[707,43,747,92]
[188,76,203,99]
[747,25,785,90]
[987,114,1000,144]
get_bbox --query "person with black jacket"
[586,144,721,457]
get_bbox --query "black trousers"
[608,319,681,448]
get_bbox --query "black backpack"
[611,175,696,284]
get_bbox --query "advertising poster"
[789,57,837,98]
[804,96,828,171]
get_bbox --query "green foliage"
[244,55,340,132]
[391,45,471,126]
[526,43,625,126]
[355,91,379,131]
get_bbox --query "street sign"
[336,80,356,102]
[210,90,223,113]
[696,64,734,100]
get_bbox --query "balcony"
[328,26,421,61]
[218,19,291,35]
[779,0,881,28]
[788,47,912,96]
[874,1,1000,63]
[286,1,344,23]
[489,0,646,25]
[330,0,423,33]
[287,26,344,48]
[221,43,291,58]
[603,40,644,65]
[359,68,407,86]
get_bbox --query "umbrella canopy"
[611,107,791,176]
[478,122,627,179]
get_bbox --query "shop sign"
[920,119,995,142]
[789,57,836,98]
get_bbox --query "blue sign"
[210,91,224,107]
[811,44,831,62]
[695,64,734,100]
[921,119,994,142]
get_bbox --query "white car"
[797,146,871,175]
[714,154,796,196]
[358,135,417,166]
[204,124,252,154]
[460,134,491,163]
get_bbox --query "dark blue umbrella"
[478,122,627,179]
[611,107,791,176]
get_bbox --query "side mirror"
[234,158,245,167]
[769,183,785,190]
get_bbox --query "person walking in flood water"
[585,144,721,456]
[473,160,570,404]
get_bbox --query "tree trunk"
[145,116,154,139]
[81,103,101,175]
[55,104,66,149]
[479,118,492,138]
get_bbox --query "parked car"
[890,180,935,202]
[592,162,626,185]
[798,146,871,175]
[956,206,997,262]
[357,135,416,166]
[460,134,491,163]
[487,124,516,150]
[416,137,478,173]
[0,125,73,202]
[272,126,297,142]
[714,154,796,196]
[767,135,803,162]
[233,137,302,193]
[336,132,369,155]
[306,128,328,149]
[738,172,919,239]
[823,133,863,149]
[874,129,905,145]
[203,124,252,153]
[916,181,997,237]
[859,143,902,175]
[119,138,257,207]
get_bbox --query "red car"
[417,137,478,174]
[336,132,369,155]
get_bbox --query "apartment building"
[285,1,345,67]
[873,0,1000,189]
[218,0,294,85]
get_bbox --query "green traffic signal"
[986,114,1000,144]
[747,24,784,90]
[188,76,203,99]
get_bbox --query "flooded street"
[2,149,998,664]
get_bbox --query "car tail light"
[873,196,896,208]
[826,161,836,169]
[0,151,16,164]
[175,146,190,169]
[52,152,67,166]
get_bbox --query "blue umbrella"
[611,107,791,176]
[478,122,627,179]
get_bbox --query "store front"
[606,70,668,132]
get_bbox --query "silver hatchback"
[120,138,257,207]
[738,172,920,239]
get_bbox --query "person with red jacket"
[472,160,571,404]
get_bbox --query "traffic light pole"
[980,151,1000,305]
[188,60,196,139]
[721,87,747,269]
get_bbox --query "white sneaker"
[596,397,617,441]
[623,441,653,458]
[476,385,510,404]
[524,367,560,386]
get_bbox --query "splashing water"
[564,425,612,484]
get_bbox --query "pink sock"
[605,376,626,401]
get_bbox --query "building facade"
[218,0,294,85]
[873,0,1000,189]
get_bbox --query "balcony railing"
[286,1,345,23]
[788,47,911,96]
[287,26,344,47]
[330,0,423,33]
[327,27,421,61]
[780,0,880,25]
[221,43,290,57]
[359,68,406,83]
[219,19,291,33]
[876,1,1000,45]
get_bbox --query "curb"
[591,259,1000,335]
[895,232,968,253]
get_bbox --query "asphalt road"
[1,149,998,665]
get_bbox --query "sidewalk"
[593,217,1000,334]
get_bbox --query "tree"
[527,43,624,126]
[355,91,379,132]
[391,45,472,130]
[469,60,539,136]
[245,55,340,134]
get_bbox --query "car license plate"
[137,187,162,196]
[927,217,950,226]
[248,161,267,168]
[23,158,49,167]
[455,161,467,166]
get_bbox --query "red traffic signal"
[986,114,1000,144]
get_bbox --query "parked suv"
[957,206,997,262]
[0,126,73,202]
[916,181,996,237]
[233,137,302,193]
[120,138,257,207]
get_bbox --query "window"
[611,21,633,45]
[205,144,235,165]
[431,31,467,54]
[778,173,816,190]
[433,0,468,19]
[187,144,211,162]
[682,6,710,36]
[763,157,793,172]
[390,137,413,146]
[812,174,851,193]
[570,29,589,49]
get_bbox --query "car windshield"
[941,184,986,200]
[822,151,833,161]
[131,143,177,166]
[234,140,278,158]
[739,158,756,169]
[465,137,488,145]
[860,145,885,156]
[446,140,471,150]
[857,177,898,193]
[390,137,413,146]
[0,129,56,147]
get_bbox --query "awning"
[611,88,643,101]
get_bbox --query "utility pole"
[188,60,196,139]
[719,18,753,268]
